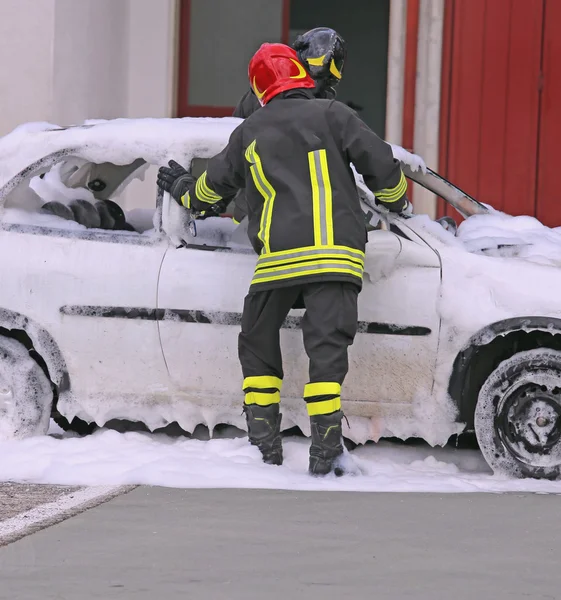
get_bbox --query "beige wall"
[0,0,177,137]
[52,0,129,125]
[0,0,178,210]
[0,0,56,135]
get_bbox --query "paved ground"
[1,487,560,600]
[0,484,81,521]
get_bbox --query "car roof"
[0,117,242,190]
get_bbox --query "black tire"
[0,336,53,439]
[52,413,97,436]
[475,348,561,480]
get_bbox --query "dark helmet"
[293,27,347,96]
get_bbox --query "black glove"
[157,160,194,206]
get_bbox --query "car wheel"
[0,336,53,439]
[475,348,561,480]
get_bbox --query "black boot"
[244,404,283,466]
[309,411,345,476]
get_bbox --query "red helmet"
[248,43,315,106]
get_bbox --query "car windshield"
[400,163,489,219]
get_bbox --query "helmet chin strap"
[313,79,337,100]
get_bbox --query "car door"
[345,226,441,412]
[157,197,441,416]
[0,155,170,421]
[157,199,256,407]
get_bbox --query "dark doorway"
[289,0,390,135]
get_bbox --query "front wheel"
[0,336,53,440]
[475,348,561,480]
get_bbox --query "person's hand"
[193,199,229,220]
[157,160,194,206]
[400,199,414,217]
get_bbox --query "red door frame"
[177,0,291,117]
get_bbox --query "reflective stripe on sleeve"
[245,140,276,254]
[375,171,408,203]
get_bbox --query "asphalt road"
[0,487,560,600]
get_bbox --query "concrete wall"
[0,0,56,136]
[127,0,178,118]
[0,0,178,210]
[0,0,177,136]
[52,0,129,125]
[412,0,444,219]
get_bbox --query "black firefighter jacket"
[183,90,408,292]
[233,89,261,119]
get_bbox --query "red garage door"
[439,0,561,226]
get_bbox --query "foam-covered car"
[1,118,561,480]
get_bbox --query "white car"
[1,118,561,480]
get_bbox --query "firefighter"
[233,27,347,118]
[230,27,348,224]
[157,43,410,476]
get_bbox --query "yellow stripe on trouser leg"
[304,382,341,397]
[244,391,281,406]
[243,375,283,407]
[304,382,342,416]
[243,376,283,392]
[306,397,341,416]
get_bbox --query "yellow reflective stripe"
[255,244,365,262]
[243,375,283,391]
[376,171,407,203]
[181,191,191,208]
[329,59,342,79]
[308,151,322,245]
[200,172,222,200]
[307,54,327,66]
[304,382,341,398]
[251,264,363,286]
[308,149,334,246]
[255,258,363,276]
[195,174,221,204]
[244,391,281,406]
[319,150,334,245]
[307,397,341,416]
[232,217,240,225]
[258,252,363,269]
[245,140,276,254]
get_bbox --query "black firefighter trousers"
[238,281,359,417]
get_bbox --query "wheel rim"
[497,379,561,468]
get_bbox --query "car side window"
[1,158,161,243]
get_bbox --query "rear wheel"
[475,348,561,479]
[0,336,53,439]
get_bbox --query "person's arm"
[182,126,246,212]
[233,89,261,118]
[330,102,409,213]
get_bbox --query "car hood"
[456,212,561,268]
[402,210,561,269]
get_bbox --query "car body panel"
[1,117,561,446]
[0,228,169,422]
